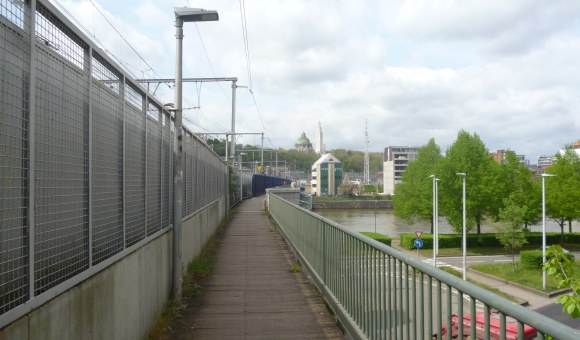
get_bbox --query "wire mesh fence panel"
[161,113,170,228]
[0,0,229,321]
[146,103,160,236]
[184,131,192,216]
[201,147,207,207]
[192,135,198,211]
[91,54,123,264]
[124,84,145,247]
[0,0,30,314]
[169,118,174,221]
[33,4,90,295]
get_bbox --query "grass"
[148,300,181,340]
[418,243,580,257]
[439,267,522,303]
[148,210,234,340]
[289,263,301,273]
[312,195,391,201]
[471,261,580,292]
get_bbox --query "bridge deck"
[171,197,343,339]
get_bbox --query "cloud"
[51,0,580,165]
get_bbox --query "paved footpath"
[170,197,344,340]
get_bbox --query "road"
[534,303,580,330]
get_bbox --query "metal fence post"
[88,46,93,267]
[122,76,126,248]
[27,0,37,300]
[143,95,148,238]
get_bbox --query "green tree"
[543,245,580,320]
[392,138,442,233]
[493,151,541,228]
[546,146,580,245]
[437,130,498,234]
[493,195,528,273]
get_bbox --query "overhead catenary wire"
[238,0,253,91]
[54,0,237,134]
[193,23,254,133]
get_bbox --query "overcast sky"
[55,0,580,163]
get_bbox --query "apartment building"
[383,146,421,195]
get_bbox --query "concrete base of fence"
[313,200,393,209]
[0,198,226,340]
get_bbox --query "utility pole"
[261,133,264,171]
[275,150,278,177]
[364,119,370,185]
[230,79,236,158]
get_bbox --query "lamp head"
[174,7,219,22]
[456,173,466,176]
[429,174,435,178]
[542,174,557,177]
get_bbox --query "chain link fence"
[0,0,227,322]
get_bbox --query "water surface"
[313,208,570,238]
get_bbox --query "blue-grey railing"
[268,193,580,340]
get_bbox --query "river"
[312,208,570,238]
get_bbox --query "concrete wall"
[0,198,227,340]
[313,200,393,209]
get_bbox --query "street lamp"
[456,173,467,280]
[430,175,436,266]
[542,173,556,290]
[435,178,440,262]
[172,6,219,306]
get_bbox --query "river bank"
[312,200,393,209]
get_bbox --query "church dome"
[296,132,311,145]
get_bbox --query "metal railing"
[0,0,227,327]
[268,193,580,340]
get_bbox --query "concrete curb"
[468,268,571,298]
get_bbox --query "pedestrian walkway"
[170,197,343,340]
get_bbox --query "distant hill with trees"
[203,138,382,173]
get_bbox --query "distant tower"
[364,119,370,185]
[316,122,323,154]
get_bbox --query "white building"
[383,146,421,195]
[311,153,342,196]
[538,155,553,168]
[316,122,323,154]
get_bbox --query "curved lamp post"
[172,7,219,306]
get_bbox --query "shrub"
[520,250,544,268]
[521,249,575,268]
[361,232,392,246]
[400,232,580,250]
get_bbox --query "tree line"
[393,130,580,244]
[205,138,383,173]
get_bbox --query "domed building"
[294,132,314,152]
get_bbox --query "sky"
[52,0,580,163]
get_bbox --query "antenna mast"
[364,119,370,185]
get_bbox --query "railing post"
[322,220,326,283]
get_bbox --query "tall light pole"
[542,173,556,290]
[430,174,436,266]
[173,6,218,306]
[435,178,440,258]
[457,173,467,280]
